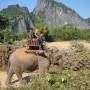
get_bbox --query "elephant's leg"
[5,66,14,85]
[14,68,22,82]
[38,69,44,78]
[16,72,27,85]
[38,68,48,78]
[45,68,49,75]
[38,63,49,77]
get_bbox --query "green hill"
[0,4,30,18]
[0,5,32,33]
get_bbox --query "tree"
[0,14,9,30]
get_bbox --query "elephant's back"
[14,48,34,56]
[10,48,37,62]
[15,48,28,55]
[9,48,38,73]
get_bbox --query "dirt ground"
[48,41,90,50]
[0,41,90,88]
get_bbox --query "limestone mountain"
[0,1,90,31]
[85,18,90,25]
[11,17,33,33]
[32,0,90,29]
[0,5,32,33]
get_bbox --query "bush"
[49,25,90,41]
[18,32,28,40]
[0,30,28,43]
[0,13,9,30]
[0,29,16,43]
[71,41,85,52]
[34,24,90,42]
[34,23,54,42]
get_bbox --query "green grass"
[6,67,90,90]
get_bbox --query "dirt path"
[0,71,32,88]
[48,41,90,50]
[0,71,7,87]
[48,41,71,49]
[0,41,90,88]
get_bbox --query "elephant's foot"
[28,82,32,87]
[5,80,11,86]
[19,79,27,86]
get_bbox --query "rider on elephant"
[28,28,38,39]
[38,31,46,50]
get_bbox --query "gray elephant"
[6,46,61,85]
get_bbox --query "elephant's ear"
[38,50,44,54]
[44,50,53,64]
[48,46,59,53]
[52,49,59,53]
[44,50,52,58]
[44,51,49,58]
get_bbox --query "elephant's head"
[44,46,62,65]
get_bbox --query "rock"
[33,0,90,29]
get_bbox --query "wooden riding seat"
[27,38,40,49]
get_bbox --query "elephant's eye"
[57,57,60,60]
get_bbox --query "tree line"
[0,13,90,43]
[35,23,90,42]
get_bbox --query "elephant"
[5,46,61,85]
[45,46,62,64]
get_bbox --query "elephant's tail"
[7,60,10,74]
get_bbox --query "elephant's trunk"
[48,54,54,65]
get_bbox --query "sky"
[0,0,90,19]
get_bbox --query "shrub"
[49,25,90,41]
[34,24,90,41]
[0,29,16,43]
[18,32,28,40]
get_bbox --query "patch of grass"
[6,68,90,90]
